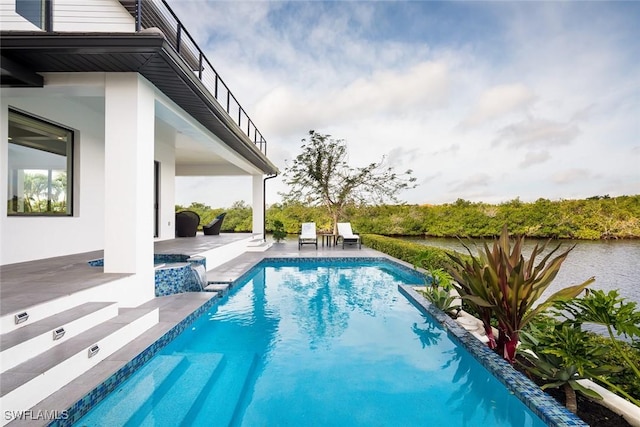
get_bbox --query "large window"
[7,109,74,216]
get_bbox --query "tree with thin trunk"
[281,130,416,233]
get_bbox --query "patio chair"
[337,222,361,249]
[203,212,226,235]
[298,222,318,250]
[175,210,200,237]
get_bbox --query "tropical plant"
[271,220,287,242]
[445,224,594,364]
[553,289,640,405]
[414,257,460,316]
[280,130,416,234]
[518,320,614,413]
[420,285,460,317]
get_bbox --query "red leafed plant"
[445,225,594,364]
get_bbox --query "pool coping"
[399,284,587,427]
[53,256,586,427]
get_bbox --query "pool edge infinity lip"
[55,257,585,427]
[399,285,587,427]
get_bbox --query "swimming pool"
[75,258,582,426]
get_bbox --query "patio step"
[189,351,259,426]
[134,353,226,426]
[246,238,272,252]
[76,354,186,425]
[0,302,118,373]
[0,307,159,426]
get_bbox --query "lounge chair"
[175,210,200,237]
[298,222,318,250]
[337,222,361,249]
[203,212,226,235]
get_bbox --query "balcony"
[0,0,274,171]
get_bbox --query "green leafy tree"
[445,225,594,364]
[281,130,416,234]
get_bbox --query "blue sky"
[171,0,640,207]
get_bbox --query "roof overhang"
[0,31,278,175]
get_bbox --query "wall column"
[252,174,265,239]
[104,73,155,302]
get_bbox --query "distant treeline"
[176,195,640,240]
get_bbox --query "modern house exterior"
[0,0,278,422]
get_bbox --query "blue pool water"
[77,259,552,426]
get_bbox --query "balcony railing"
[125,0,267,155]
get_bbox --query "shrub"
[271,220,287,242]
[361,234,453,269]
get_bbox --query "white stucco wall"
[0,90,106,265]
[0,0,134,32]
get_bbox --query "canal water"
[404,237,640,306]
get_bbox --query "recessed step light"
[53,327,66,340]
[14,312,29,324]
[87,344,100,358]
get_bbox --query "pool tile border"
[399,284,587,427]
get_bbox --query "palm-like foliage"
[554,289,640,404]
[445,225,594,363]
[518,321,613,413]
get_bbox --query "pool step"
[0,301,118,373]
[189,352,259,426]
[77,354,186,425]
[134,353,226,426]
[0,307,159,424]
[204,282,230,294]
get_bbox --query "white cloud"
[255,61,450,137]
[461,83,535,128]
[449,173,493,193]
[551,169,595,185]
[519,151,551,168]
[493,117,580,149]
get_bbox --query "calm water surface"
[405,237,640,306]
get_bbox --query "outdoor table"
[320,233,336,247]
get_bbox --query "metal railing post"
[44,0,53,32]
[135,0,141,32]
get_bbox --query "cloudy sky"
[170,0,639,208]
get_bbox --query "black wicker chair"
[175,211,200,237]
[203,212,226,235]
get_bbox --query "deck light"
[87,345,100,358]
[53,327,66,340]
[14,312,29,324]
